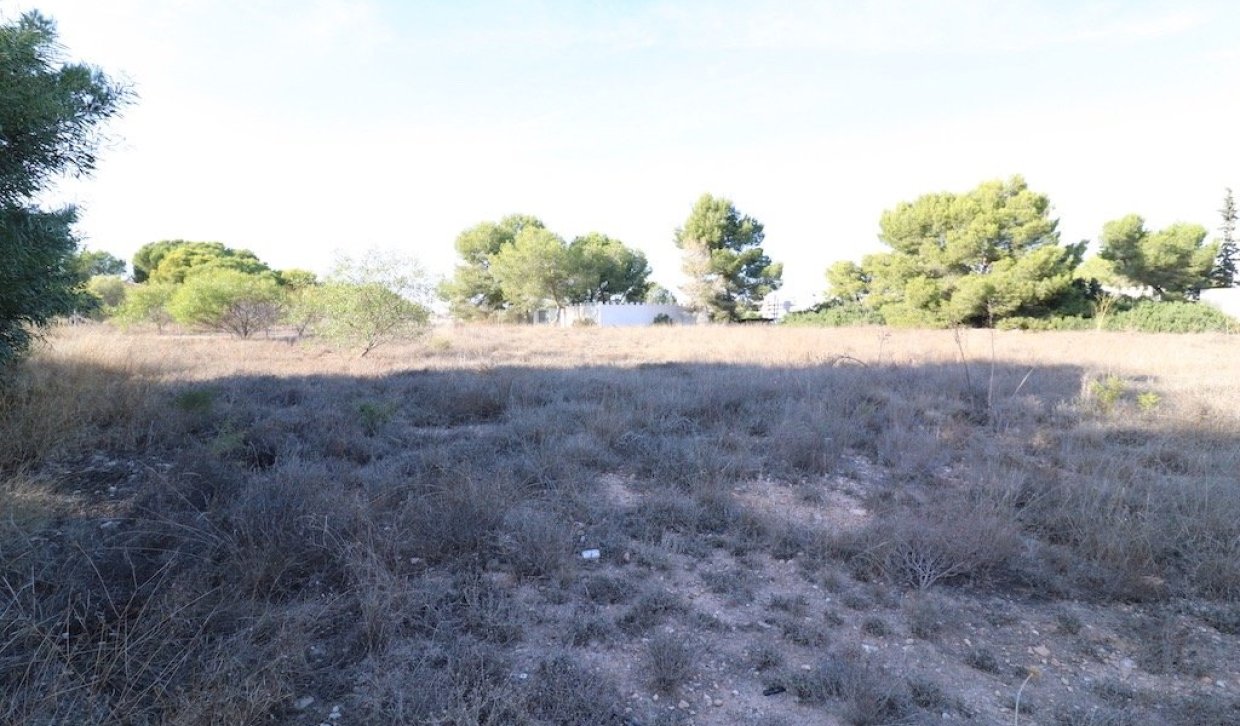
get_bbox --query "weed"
[964,647,1002,674]
[1087,374,1126,413]
[617,589,686,635]
[860,616,891,637]
[174,387,216,413]
[647,633,695,694]
[356,399,396,436]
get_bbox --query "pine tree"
[1211,188,1238,287]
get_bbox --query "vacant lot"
[2,324,1238,725]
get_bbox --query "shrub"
[646,633,695,694]
[84,275,127,314]
[168,269,284,337]
[782,301,885,327]
[114,282,177,332]
[652,312,674,325]
[1104,301,1236,333]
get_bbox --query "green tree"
[569,232,652,302]
[441,214,545,320]
[276,268,319,289]
[491,227,582,318]
[167,269,284,338]
[645,284,678,305]
[132,240,184,283]
[1099,215,1217,299]
[136,239,271,281]
[1211,188,1237,287]
[841,177,1084,327]
[0,11,128,364]
[72,249,126,281]
[825,260,870,303]
[115,281,176,332]
[674,194,782,321]
[318,251,431,356]
[84,275,127,312]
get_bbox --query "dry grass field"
[2,323,1238,725]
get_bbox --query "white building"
[536,302,696,327]
[1199,288,1240,320]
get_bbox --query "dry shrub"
[0,344,157,472]
[842,497,1021,590]
[525,652,624,724]
[646,632,695,694]
[499,503,575,580]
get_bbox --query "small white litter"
[580,549,601,560]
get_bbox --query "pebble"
[678,700,689,709]
[293,696,315,711]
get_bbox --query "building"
[535,302,696,327]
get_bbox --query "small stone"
[1033,645,1050,657]
[713,698,724,707]
[293,696,315,711]
[705,694,713,705]
[678,700,689,709]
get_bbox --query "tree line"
[812,177,1237,330]
[3,9,1236,366]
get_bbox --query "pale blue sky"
[17,0,1240,300]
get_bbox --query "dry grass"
[1,322,1238,724]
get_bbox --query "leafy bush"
[1103,301,1236,333]
[168,269,283,337]
[84,275,127,314]
[114,282,177,332]
[782,302,885,327]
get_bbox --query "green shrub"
[115,282,177,332]
[651,313,674,325]
[995,315,1094,331]
[782,302,885,327]
[1104,301,1236,333]
[168,269,284,337]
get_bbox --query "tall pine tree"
[1211,188,1237,287]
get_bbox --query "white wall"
[558,303,695,327]
[1199,288,1240,320]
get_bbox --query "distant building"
[760,292,795,322]
[1199,288,1240,320]
[536,302,695,327]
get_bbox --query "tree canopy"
[674,193,782,322]
[829,177,1086,327]
[0,11,128,363]
[443,215,651,320]
[1098,215,1216,299]
[441,214,545,320]
[132,240,272,284]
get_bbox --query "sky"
[13,0,1240,301]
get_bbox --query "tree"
[825,260,870,303]
[1099,215,1217,299]
[137,241,272,284]
[318,251,431,356]
[645,284,678,305]
[674,194,782,321]
[441,214,545,320]
[490,227,581,318]
[72,249,126,281]
[1211,188,1237,287]
[115,282,177,332]
[836,177,1085,327]
[569,232,652,302]
[167,269,284,338]
[0,11,128,364]
[84,275,126,312]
